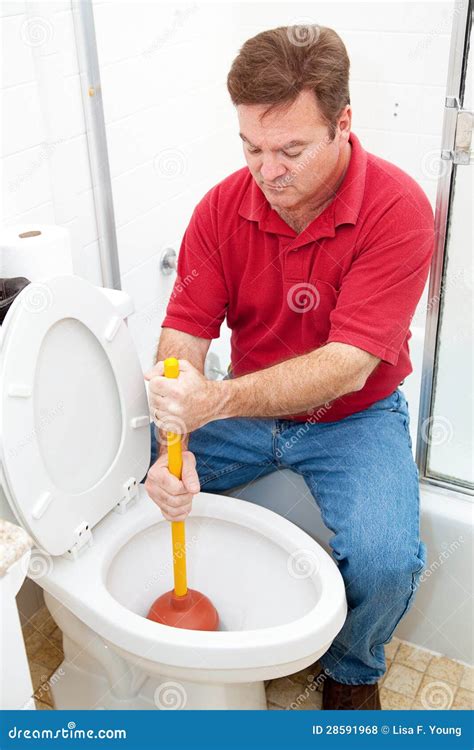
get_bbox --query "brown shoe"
[323,676,381,709]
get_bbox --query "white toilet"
[0,274,347,710]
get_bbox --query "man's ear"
[338,105,352,141]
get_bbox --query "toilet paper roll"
[0,225,73,281]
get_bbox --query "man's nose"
[260,157,287,183]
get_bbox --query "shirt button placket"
[283,243,306,282]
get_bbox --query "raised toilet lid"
[0,275,151,557]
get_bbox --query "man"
[144,25,434,709]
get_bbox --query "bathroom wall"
[1,0,103,282]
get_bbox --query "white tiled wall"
[1,1,102,283]
[2,0,455,375]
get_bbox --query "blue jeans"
[148,388,426,685]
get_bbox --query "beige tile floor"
[21,605,473,711]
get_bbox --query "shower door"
[417,5,473,493]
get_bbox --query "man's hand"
[145,450,200,521]
[145,358,219,435]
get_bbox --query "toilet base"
[50,642,267,710]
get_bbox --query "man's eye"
[247,146,261,155]
[283,151,302,159]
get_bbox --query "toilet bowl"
[0,274,347,710]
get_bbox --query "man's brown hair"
[227,25,350,139]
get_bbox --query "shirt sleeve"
[161,193,228,339]
[326,196,435,365]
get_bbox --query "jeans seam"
[199,459,273,487]
[272,420,283,466]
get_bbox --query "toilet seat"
[0,275,150,557]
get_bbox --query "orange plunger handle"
[164,357,187,597]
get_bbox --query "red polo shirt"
[161,132,435,422]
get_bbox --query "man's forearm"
[215,342,379,419]
[155,327,208,372]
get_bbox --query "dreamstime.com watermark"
[153,147,187,179]
[20,16,54,48]
[415,535,465,590]
[287,282,320,313]
[152,413,188,444]
[8,722,126,740]
[20,281,54,314]
[275,402,333,460]
[420,680,455,709]
[21,668,65,709]
[22,546,54,581]
[409,1,465,60]
[143,269,199,325]
[154,681,187,710]
[286,20,321,48]
[274,134,332,190]
[142,4,197,59]
[144,533,199,591]
[288,668,330,709]
[9,139,65,194]
[411,268,469,327]
[8,400,64,460]
[287,548,320,579]
[420,415,453,447]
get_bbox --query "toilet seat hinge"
[114,477,138,514]
[64,521,93,561]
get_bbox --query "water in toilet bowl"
[106,516,321,632]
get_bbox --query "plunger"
[147,357,219,631]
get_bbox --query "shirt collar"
[237,131,367,243]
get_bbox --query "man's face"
[237,89,351,211]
